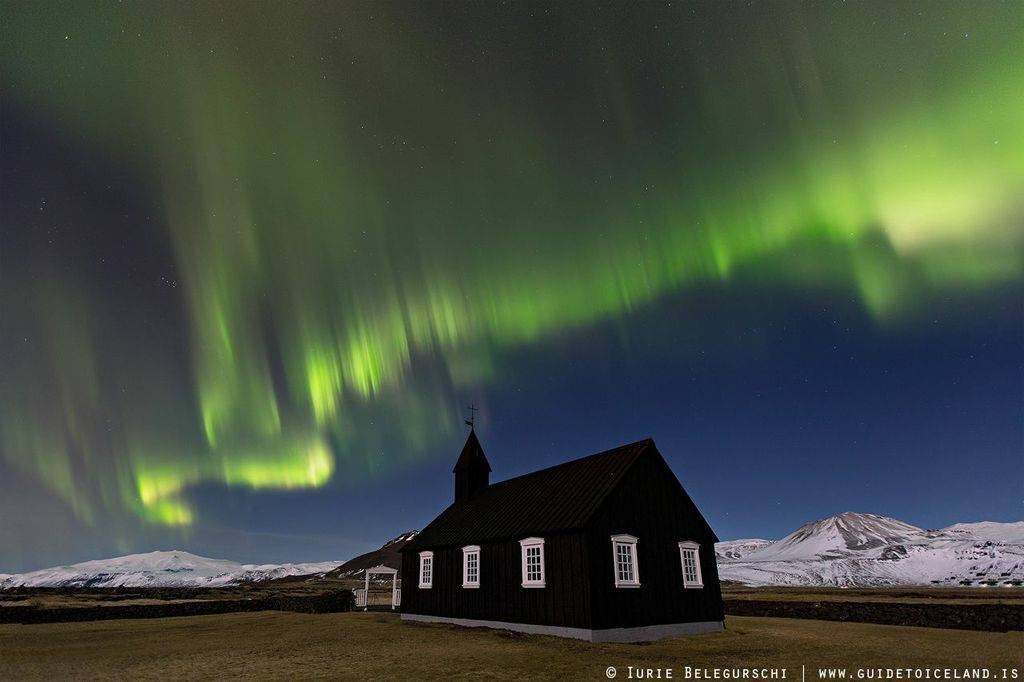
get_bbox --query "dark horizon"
[2,2,1022,574]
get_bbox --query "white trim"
[362,564,400,611]
[401,613,724,642]
[678,541,704,588]
[518,537,546,588]
[611,534,640,588]
[462,545,481,588]
[418,551,434,589]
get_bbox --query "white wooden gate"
[358,565,400,610]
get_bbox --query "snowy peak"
[941,521,1024,545]
[748,512,922,562]
[327,531,420,578]
[60,550,240,576]
[715,539,774,560]
[716,513,1024,587]
[1,550,343,589]
[381,531,419,548]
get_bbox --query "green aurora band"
[1,2,1021,529]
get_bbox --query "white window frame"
[611,534,640,588]
[678,541,704,588]
[519,537,546,588]
[462,545,481,588]
[418,551,433,589]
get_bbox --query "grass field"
[7,583,1019,615]
[1,612,1020,681]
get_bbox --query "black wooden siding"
[401,441,722,631]
[401,531,592,628]
[585,448,724,630]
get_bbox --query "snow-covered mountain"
[715,539,774,560]
[716,513,1024,587]
[8,515,1020,590]
[943,521,1024,545]
[0,551,342,589]
[326,531,418,578]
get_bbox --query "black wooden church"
[401,431,723,642]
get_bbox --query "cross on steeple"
[464,404,478,430]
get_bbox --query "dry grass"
[1,612,1021,681]
[7,584,1020,613]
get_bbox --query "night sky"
[1,2,1021,573]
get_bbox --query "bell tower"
[453,428,491,504]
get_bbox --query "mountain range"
[3,513,1021,589]
[0,551,342,589]
[716,512,1024,587]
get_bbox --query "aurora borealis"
[1,2,1022,571]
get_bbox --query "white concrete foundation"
[401,613,724,643]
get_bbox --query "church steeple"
[453,429,491,504]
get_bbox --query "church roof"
[405,438,654,551]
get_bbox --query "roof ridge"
[404,437,656,551]
[485,437,652,490]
